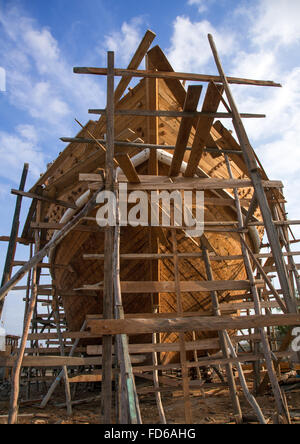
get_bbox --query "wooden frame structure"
[0,31,300,425]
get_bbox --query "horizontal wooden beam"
[11,189,77,210]
[87,313,300,336]
[86,334,261,355]
[61,137,187,151]
[30,222,100,232]
[27,331,102,341]
[118,176,283,191]
[88,109,266,119]
[0,236,32,244]
[83,251,300,262]
[79,279,264,293]
[133,351,294,372]
[0,354,146,368]
[73,67,282,87]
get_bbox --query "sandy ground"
[0,375,300,424]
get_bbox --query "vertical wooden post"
[152,305,167,424]
[208,33,298,315]
[53,289,72,416]
[225,154,291,424]
[171,229,192,424]
[145,53,165,422]
[23,244,33,329]
[101,51,115,424]
[201,241,243,423]
[192,331,202,382]
[8,198,40,425]
[40,321,87,409]
[1,163,28,316]
[114,201,142,424]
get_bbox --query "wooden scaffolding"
[0,30,299,425]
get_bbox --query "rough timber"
[0,30,299,425]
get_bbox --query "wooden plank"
[82,279,264,293]
[1,163,29,314]
[87,314,300,336]
[30,222,100,232]
[264,264,300,273]
[68,374,103,383]
[28,120,97,193]
[212,121,250,179]
[86,334,261,355]
[89,109,265,119]
[120,177,283,191]
[102,51,115,425]
[0,236,31,244]
[115,153,140,183]
[169,85,203,177]
[185,83,223,177]
[133,353,286,372]
[145,54,166,424]
[73,67,282,88]
[201,241,242,421]
[11,189,77,210]
[114,30,156,104]
[8,196,38,425]
[208,33,298,322]
[224,126,291,422]
[83,250,300,263]
[171,229,192,423]
[0,356,103,368]
[0,184,105,302]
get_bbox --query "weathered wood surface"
[80,279,264,293]
[11,189,77,210]
[88,109,265,119]
[87,314,300,336]
[74,67,281,88]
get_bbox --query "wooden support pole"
[114,30,156,104]
[101,51,115,424]
[8,195,39,425]
[201,242,242,423]
[243,193,258,226]
[23,244,33,330]
[39,321,87,409]
[208,33,298,316]
[225,154,291,424]
[223,331,267,424]
[73,66,282,88]
[240,236,287,313]
[113,208,142,424]
[171,229,192,424]
[1,163,28,315]
[145,53,166,424]
[169,85,203,177]
[0,183,105,302]
[52,290,72,416]
[152,306,167,425]
[11,189,77,210]
[89,109,265,119]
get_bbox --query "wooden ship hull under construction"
[24,46,265,364]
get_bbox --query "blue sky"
[0,0,300,334]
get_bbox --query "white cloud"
[168,0,300,244]
[251,0,300,47]
[167,16,236,72]
[0,5,105,132]
[188,0,215,14]
[16,124,38,143]
[0,66,6,91]
[0,127,45,183]
[101,17,144,66]
[187,0,210,13]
